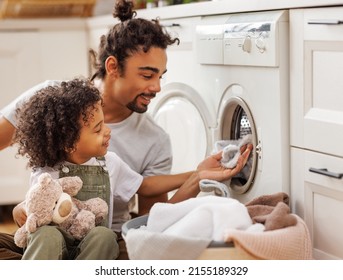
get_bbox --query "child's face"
[68,101,111,164]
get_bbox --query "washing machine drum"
[218,96,258,195]
[152,96,211,174]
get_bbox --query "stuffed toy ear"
[58,176,83,196]
[38,172,53,186]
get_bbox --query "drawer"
[160,16,202,49]
[290,7,343,157]
[303,7,343,41]
[301,149,343,259]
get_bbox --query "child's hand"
[12,201,27,227]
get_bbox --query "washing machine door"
[216,93,258,195]
[149,83,213,174]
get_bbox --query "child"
[14,78,252,260]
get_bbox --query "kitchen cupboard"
[0,31,40,205]
[159,16,202,88]
[87,16,118,77]
[0,20,89,205]
[290,7,343,259]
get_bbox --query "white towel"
[125,229,210,260]
[125,196,259,259]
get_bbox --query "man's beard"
[127,101,148,113]
[127,93,155,113]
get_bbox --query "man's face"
[114,47,168,113]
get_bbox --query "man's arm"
[0,117,15,151]
[0,80,62,151]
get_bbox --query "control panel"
[196,10,288,67]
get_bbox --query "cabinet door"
[39,29,89,79]
[291,147,343,260]
[159,16,202,86]
[303,149,343,260]
[290,8,343,157]
[0,31,41,204]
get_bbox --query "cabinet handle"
[308,19,343,25]
[309,167,343,179]
[161,23,181,28]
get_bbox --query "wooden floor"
[0,205,18,234]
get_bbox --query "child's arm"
[137,171,196,198]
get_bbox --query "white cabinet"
[87,17,114,55]
[0,31,41,205]
[290,7,343,259]
[159,16,202,87]
[0,20,89,205]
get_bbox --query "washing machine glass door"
[218,95,258,194]
[152,94,210,174]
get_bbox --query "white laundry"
[125,229,210,260]
[199,179,230,197]
[213,134,253,170]
[125,196,260,259]
[200,134,253,197]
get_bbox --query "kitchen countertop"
[1,0,343,30]
[136,0,343,19]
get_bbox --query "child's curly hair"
[14,78,102,168]
[90,0,179,80]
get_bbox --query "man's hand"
[197,144,253,182]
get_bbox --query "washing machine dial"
[242,35,252,53]
[255,32,267,53]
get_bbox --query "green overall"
[22,158,119,260]
[59,157,111,227]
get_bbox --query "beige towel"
[245,192,297,231]
[224,215,313,260]
[245,191,289,207]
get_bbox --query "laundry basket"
[0,0,96,19]
[122,215,257,260]
[122,214,312,260]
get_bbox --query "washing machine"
[194,10,290,203]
